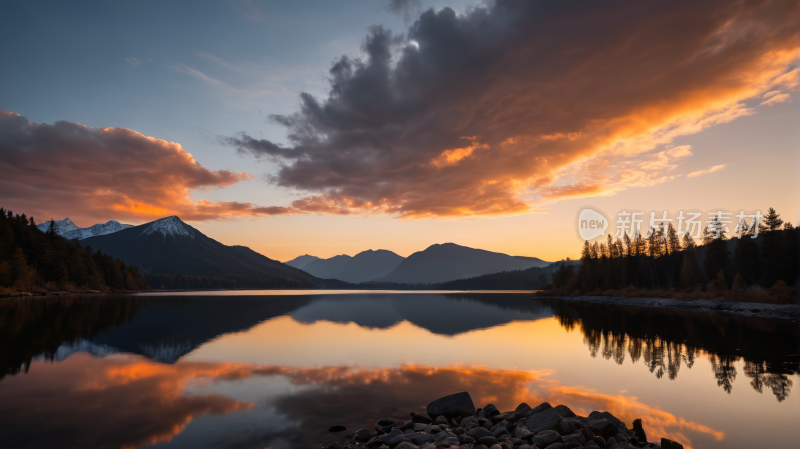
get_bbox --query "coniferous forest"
[541,208,799,303]
[0,208,150,294]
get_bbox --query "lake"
[1,291,798,449]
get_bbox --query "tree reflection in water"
[546,299,797,401]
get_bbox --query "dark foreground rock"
[321,391,679,449]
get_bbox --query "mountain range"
[36,217,134,240]
[289,243,550,284]
[81,216,317,285]
[42,214,553,286]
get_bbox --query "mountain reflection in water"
[0,292,798,449]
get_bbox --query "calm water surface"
[1,291,798,449]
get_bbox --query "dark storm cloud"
[226,0,799,218]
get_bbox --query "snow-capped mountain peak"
[37,218,133,239]
[139,216,196,239]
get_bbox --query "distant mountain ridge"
[291,243,550,284]
[376,243,550,284]
[36,217,134,240]
[284,255,320,269]
[302,250,405,283]
[81,216,316,286]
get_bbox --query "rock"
[325,443,343,449]
[492,426,509,438]
[395,442,420,449]
[436,437,460,447]
[580,426,595,441]
[629,437,638,446]
[412,413,433,424]
[548,443,581,449]
[434,415,449,425]
[460,416,477,428]
[425,425,443,434]
[553,405,576,418]
[530,402,553,414]
[366,438,385,448]
[661,438,684,449]
[592,436,606,447]
[512,427,532,439]
[525,408,562,432]
[514,403,532,414]
[584,442,600,449]
[414,423,429,432]
[451,427,464,435]
[530,429,561,447]
[587,411,626,436]
[614,432,628,444]
[554,419,576,435]
[484,404,500,417]
[477,436,499,446]
[354,428,372,443]
[401,420,416,430]
[584,418,619,440]
[427,392,477,420]
[329,425,347,432]
[405,433,435,445]
[376,419,397,433]
[468,427,493,439]
[380,429,406,447]
[561,431,585,446]
[632,419,647,443]
[458,434,475,444]
[607,436,617,446]
[492,412,515,423]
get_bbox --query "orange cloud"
[225,1,798,218]
[688,164,728,178]
[0,111,295,225]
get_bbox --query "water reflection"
[1,293,798,449]
[543,299,799,401]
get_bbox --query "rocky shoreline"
[539,295,799,321]
[324,392,682,449]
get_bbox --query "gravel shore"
[537,295,799,321]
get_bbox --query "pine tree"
[759,208,784,286]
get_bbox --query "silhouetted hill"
[302,249,404,283]
[376,243,551,284]
[284,255,320,269]
[81,216,316,286]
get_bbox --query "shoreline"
[327,391,675,449]
[537,295,799,321]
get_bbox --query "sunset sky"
[1,0,797,262]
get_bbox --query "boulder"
[632,419,647,443]
[376,419,396,433]
[555,419,576,435]
[580,426,595,441]
[405,432,435,445]
[329,425,346,432]
[458,434,475,444]
[468,427,493,439]
[427,392,477,420]
[661,438,684,449]
[401,420,416,430]
[414,423,429,432]
[592,436,606,447]
[525,408,563,432]
[477,436,499,446]
[530,402,553,414]
[354,428,372,443]
[553,405,576,418]
[587,411,626,435]
[514,403,532,414]
[434,415,449,425]
[561,431,585,446]
[530,430,561,447]
[614,432,629,444]
[395,442,420,449]
[583,442,600,449]
[411,413,433,424]
[484,404,500,417]
[584,418,619,440]
[512,427,532,439]
[436,437,459,446]
[460,416,477,428]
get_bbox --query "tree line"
[143,273,309,290]
[0,208,150,293]
[546,207,798,299]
